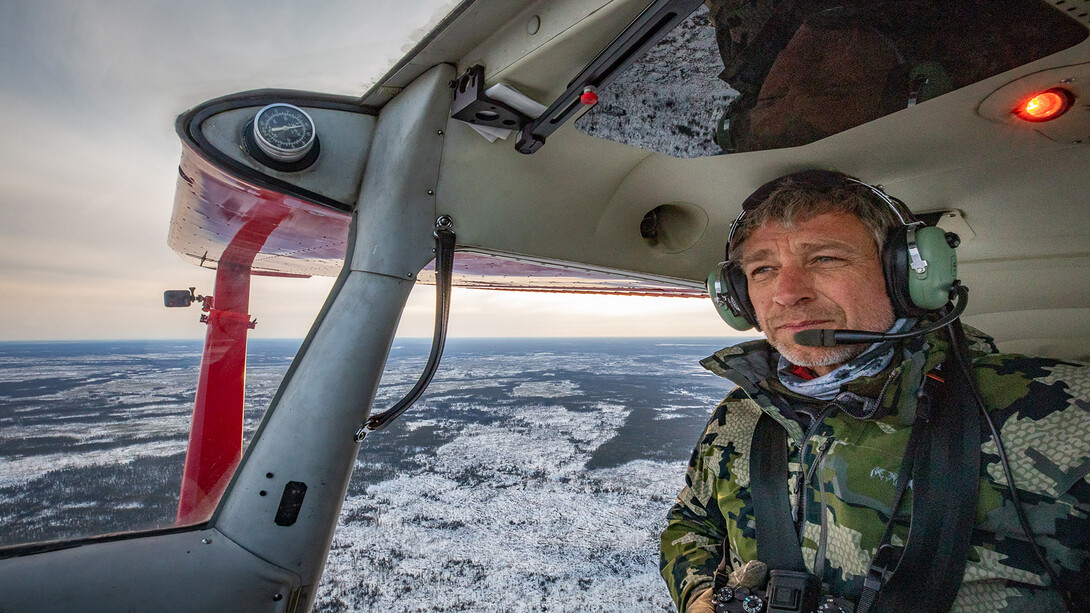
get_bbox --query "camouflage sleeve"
[660,398,733,612]
[969,354,1090,611]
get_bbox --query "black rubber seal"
[176,89,377,214]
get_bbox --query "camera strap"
[743,348,980,613]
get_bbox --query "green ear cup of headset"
[908,226,958,311]
[707,264,756,331]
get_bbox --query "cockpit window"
[576,0,1088,157]
[0,340,295,548]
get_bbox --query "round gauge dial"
[252,103,316,163]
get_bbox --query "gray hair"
[728,172,913,263]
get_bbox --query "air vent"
[640,202,708,254]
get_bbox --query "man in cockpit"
[659,170,1090,613]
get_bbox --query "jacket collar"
[700,326,998,430]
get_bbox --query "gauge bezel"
[241,106,321,173]
[252,103,317,162]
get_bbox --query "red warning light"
[1015,88,1074,122]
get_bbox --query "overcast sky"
[0,0,738,341]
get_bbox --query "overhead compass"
[252,103,316,162]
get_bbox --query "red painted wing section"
[169,143,351,278]
[168,142,704,297]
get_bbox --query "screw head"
[201,538,212,544]
[427,190,435,195]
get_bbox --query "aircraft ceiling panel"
[464,0,648,103]
[434,43,1090,277]
[428,13,1090,358]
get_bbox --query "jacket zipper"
[792,403,839,524]
[794,436,833,523]
[813,438,834,578]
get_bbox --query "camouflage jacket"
[660,329,1090,612]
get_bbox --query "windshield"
[576,0,1088,157]
[0,0,464,548]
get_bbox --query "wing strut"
[175,206,288,525]
[355,215,455,438]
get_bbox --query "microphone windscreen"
[794,329,831,347]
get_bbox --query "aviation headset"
[707,169,959,331]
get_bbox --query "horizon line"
[0,335,758,343]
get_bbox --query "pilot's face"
[739,211,894,375]
[745,24,898,151]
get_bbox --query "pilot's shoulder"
[701,387,764,446]
[973,353,1090,501]
[972,352,1090,415]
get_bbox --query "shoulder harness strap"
[872,356,981,613]
[751,413,808,573]
[736,355,981,612]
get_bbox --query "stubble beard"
[764,306,896,371]
[773,339,866,369]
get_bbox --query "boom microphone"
[794,285,969,347]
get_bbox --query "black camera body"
[714,570,855,613]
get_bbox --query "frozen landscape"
[0,337,747,611]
